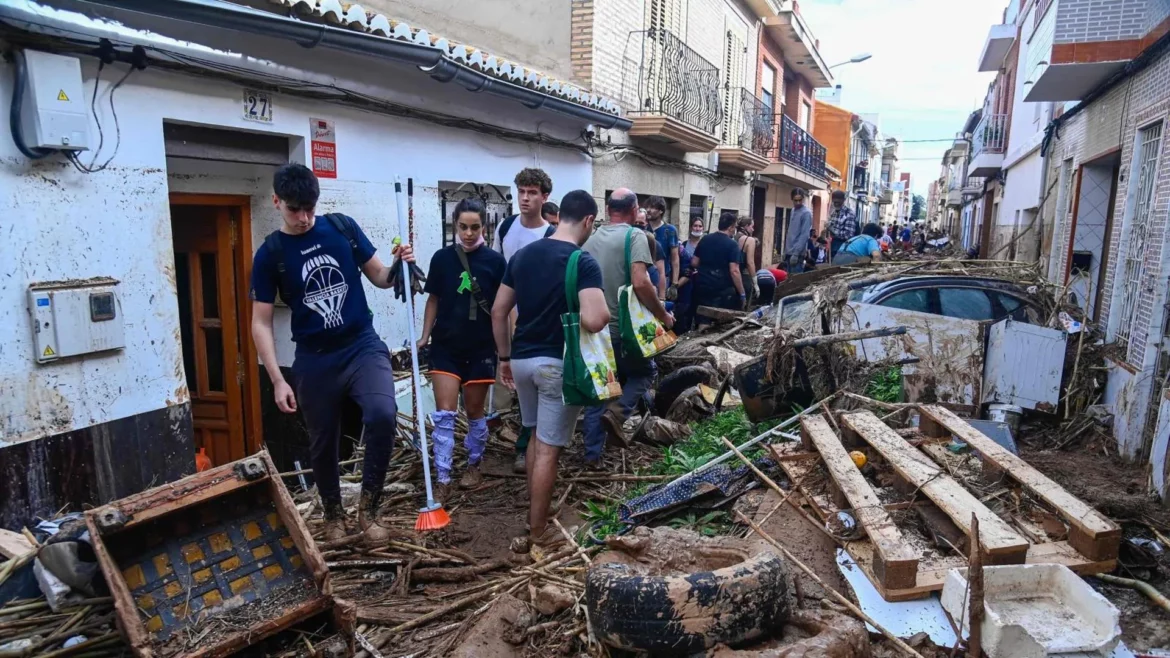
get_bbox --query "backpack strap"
[264,230,291,304]
[325,213,360,262]
[565,250,582,313]
[624,227,636,287]
[454,247,492,320]
[544,224,556,238]
[498,215,518,244]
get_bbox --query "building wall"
[0,46,593,522]
[813,102,853,193]
[361,0,574,83]
[589,0,644,103]
[1054,0,1160,45]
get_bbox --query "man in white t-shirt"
[496,168,554,261]
[494,167,555,474]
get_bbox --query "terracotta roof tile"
[267,0,621,116]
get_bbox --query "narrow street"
[2,0,1170,656]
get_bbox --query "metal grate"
[1117,121,1163,356]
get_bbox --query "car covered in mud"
[777,275,1042,328]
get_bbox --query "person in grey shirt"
[783,188,813,273]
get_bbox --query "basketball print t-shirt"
[251,215,376,351]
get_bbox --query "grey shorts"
[511,357,581,448]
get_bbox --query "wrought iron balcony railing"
[723,88,775,156]
[972,113,1008,158]
[766,114,827,179]
[620,28,723,134]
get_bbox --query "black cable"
[8,49,53,159]
[83,59,105,169]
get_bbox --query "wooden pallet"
[769,410,1118,602]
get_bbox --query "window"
[800,101,812,131]
[760,63,776,112]
[1117,121,1163,355]
[646,0,683,35]
[880,289,932,314]
[939,288,994,321]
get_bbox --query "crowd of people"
[250,162,936,556]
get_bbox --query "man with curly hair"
[496,168,554,261]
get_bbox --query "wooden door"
[171,205,247,466]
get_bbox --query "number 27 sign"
[242,89,273,123]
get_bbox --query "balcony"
[762,9,834,88]
[963,176,986,197]
[761,114,829,190]
[1023,0,1137,102]
[621,29,722,153]
[978,23,1016,72]
[969,113,1007,177]
[715,88,774,173]
[947,183,963,208]
[879,183,894,205]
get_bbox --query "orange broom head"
[415,505,450,532]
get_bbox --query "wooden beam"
[840,411,1029,562]
[917,405,1121,561]
[801,416,919,589]
[697,306,747,322]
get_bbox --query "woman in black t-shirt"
[419,199,506,503]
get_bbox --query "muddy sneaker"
[358,489,410,546]
[601,408,629,448]
[512,451,526,474]
[434,481,453,506]
[322,500,349,543]
[459,464,484,489]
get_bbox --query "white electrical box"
[19,50,90,151]
[29,279,125,364]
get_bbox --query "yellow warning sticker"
[57,90,69,102]
[43,345,55,357]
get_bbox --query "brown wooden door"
[172,205,247,466]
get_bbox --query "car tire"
[585,551,790,653]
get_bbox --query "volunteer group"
[253,163,817,554]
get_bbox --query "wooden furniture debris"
[840,411,1030,564]
[85,451,351,657]
[0,529,35,560]
[800,416,919,589]
[769,407,1118,602]
[917,405,1121,561]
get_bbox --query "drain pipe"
[70,0,631,130]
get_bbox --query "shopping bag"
[561,250,621,405]
[618,228,677,359]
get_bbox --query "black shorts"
[429,344,496,386]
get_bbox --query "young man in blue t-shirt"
[250,164,416,545]
[646,195,680,296]
[491,190,609,556]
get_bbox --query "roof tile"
[266,0,619,116]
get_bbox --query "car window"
[879,289,932,314]
[939,288,994,321]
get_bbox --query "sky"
[799,0,1008,198]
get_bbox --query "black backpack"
[498,214,555,248]
[263,213,359,305]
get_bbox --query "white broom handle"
[393,176,437,505]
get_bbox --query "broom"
[393,176,449,532]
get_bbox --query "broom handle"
[393,176,437,506]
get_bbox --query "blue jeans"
[583,331,656,462]
[293,328,398,506]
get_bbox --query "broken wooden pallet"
[769,410,1117,602]
[917,404,1122,561]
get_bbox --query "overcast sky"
[799,0,1008,197]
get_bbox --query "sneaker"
[459,464,484,489]
[357,490,412,545]
[513,451,527,474]
[434,481,453,506]
[321,500,350,543]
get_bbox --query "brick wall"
[591,0,644,105]
[1098,50,1170,368]
[571,0,595,88]
[1055,0,1150,44]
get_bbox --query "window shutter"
[721,29,745,145]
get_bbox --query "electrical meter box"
[19,50,90,151]
[29,278,125,364]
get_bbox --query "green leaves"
[865,365,903,403]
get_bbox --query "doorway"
[170,194,262,466]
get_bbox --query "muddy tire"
[585,551,790,653]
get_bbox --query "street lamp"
[829,53,873,69]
